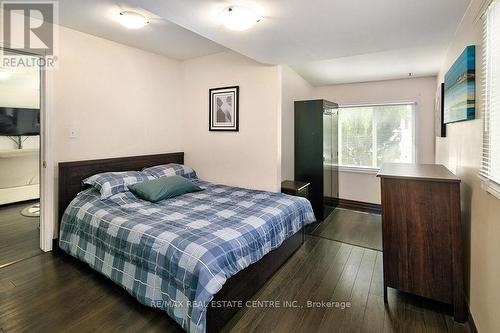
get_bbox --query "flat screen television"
[0,107,40,136]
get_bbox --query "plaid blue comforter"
[59,179,315,332]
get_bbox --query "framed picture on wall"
[209,86,239,131]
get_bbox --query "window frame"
[337,102,418,173]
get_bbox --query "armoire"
[294,99,339,220]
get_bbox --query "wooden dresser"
[377,163,465,322]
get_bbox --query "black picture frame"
[209,86,239,132]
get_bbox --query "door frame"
[40,56,55,252]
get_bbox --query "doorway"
[0,51,43,267]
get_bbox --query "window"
[338,104,415,169]
[480,0,500,197]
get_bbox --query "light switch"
[69,128,77,139]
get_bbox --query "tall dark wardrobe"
[294,99,339,220]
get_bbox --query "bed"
[57,152,315,333]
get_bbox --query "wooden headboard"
[58,152,184,233]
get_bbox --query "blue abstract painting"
[444,45,476,124]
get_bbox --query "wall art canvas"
[444,45,476,124]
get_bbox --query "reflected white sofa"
[0,148,39,205]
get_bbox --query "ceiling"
[57,0,226,60]
[57,0,471,85]
[291,47,443,86]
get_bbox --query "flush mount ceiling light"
[220,6,261,31]
[118,11,150,29]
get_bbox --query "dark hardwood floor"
[312,208,383,251]
[0,232,466,332]
[0,253,182,332]
[0,201,41,268]
[223,237,465,333]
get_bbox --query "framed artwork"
[444,45,476,124]
[209,86,239,131]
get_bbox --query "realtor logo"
[1,1,58,67]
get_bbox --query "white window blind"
[338,103,415,169]
[480,0,500,196]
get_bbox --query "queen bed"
[57,152,315,333]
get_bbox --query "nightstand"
[281,180,310,200]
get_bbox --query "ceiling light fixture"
[118,11,150,29]
[220,6,261,31]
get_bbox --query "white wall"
[54,26,183,162]
[0,86,39,108]
[48,26,183,235]
[180,51,282,192]
[281,65,312,181]
[309,76,437,204]
[435,0,500,331]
